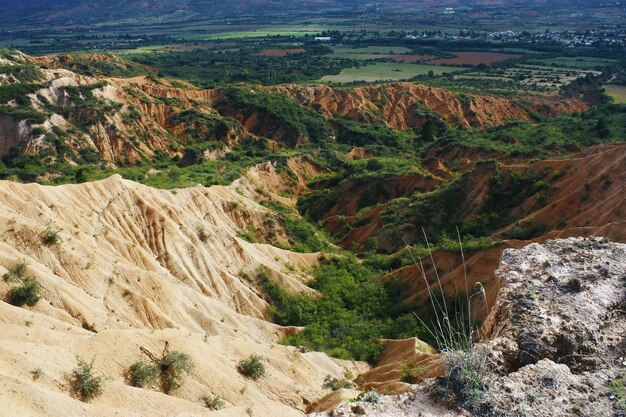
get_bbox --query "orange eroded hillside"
[384,144,626,320]
[0,52,588,168]
[274,82,587,130]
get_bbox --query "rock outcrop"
[311,237,626,416]
[480,237,626,416]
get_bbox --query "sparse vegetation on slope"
[71,358,104,402]
[8,277,41,306]
[128,361,159,388]
[3,260,41,307]
[159,351,194,394]
[202,394,225,410]
[237,355,266,380]
[322,374,353,391]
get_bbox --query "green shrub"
[42,227,61,245]
[71,358,103,402]
[436,348,490,413]
[283,217,330,252]
[158,351,194,393]
[8,277,40,306]
[3,261,27,282]
[505,219,546,240]
[609,377,626,414]
[322,375,353,391]
[237,225,258,243]
[31,367,44,380]
[129,361,159,388]
[237,355,265,380]
[273,255,425,363]
[202,394,225,410]
[357,389,381,403]
[30,126,47,136]
[333,117,415,149]
[220,87,331,144]
[399,361,426,383]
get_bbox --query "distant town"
[405,28,626,48]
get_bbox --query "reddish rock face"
[3,52,587,170]
[274,82,587,131]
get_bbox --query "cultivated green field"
[196,29,323,40]
[320,62,464,83]
[604,84,626,104]
[528,56,618,69]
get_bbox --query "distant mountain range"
[0,0,602,27]
[0,0,360,25]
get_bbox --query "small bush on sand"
[399,361,426,383]
[3,261,27,282]
[71,358,103,402]
[322,375,353,391]
[159,351,194,394]
[42,226,61,245]
[129,361,159,388]
[202,394,225,410]
[237,355,265,380]
[8,277,40,306]
[438,348,490,412]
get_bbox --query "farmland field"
[527,56,618,69]
[320,62,465,83]
[604,85,626,104]
[427,51,523,66]
[448,62,603,92]
[329,48,524,67]
[329,46,417,61]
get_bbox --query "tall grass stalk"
[406,227,490,411]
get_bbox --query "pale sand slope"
[0,174,368,416]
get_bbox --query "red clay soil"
[320,173,442,220]
[356,338,445,394]
[274,82,587,131]
[383,143,626,322]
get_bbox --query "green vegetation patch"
[260,256,427,363]
[237,355,266,380]
[127,43,356,87]
[321,62,465,83]
[57,54,148,77]
[604,85,626,104]
[71,358,104,402]
[218,87,331,144]
[0,63,43,83]
[526,56,618,70]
